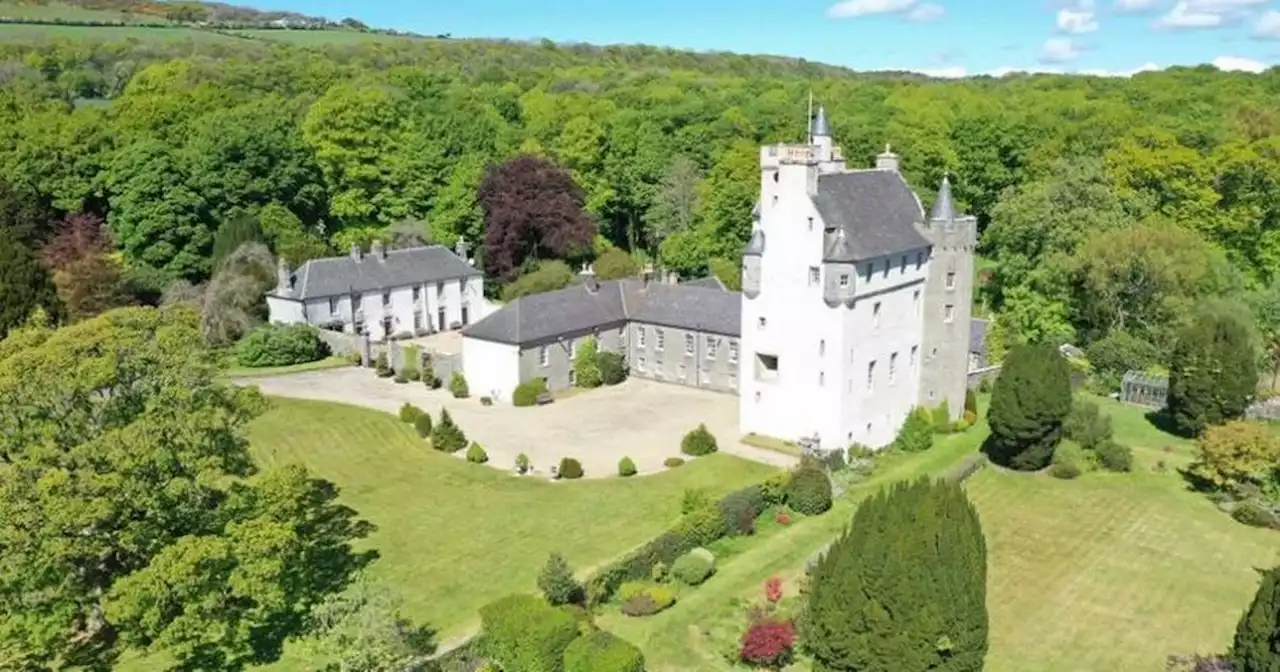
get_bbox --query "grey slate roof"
[929,174,957,221]
[744,229,766,256]
[970,318,988,356]
[463,278,741,346]
[813,170,930,262]
[681,276,727,290]
[279,245,481,300]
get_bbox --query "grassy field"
[0,23,238,43]
[0,1,161,22]
[248,398,777,641]
[597,397,1276,671]
[222,355,351,379]
[229,28,429,45]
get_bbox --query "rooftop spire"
[811,104,830,138]
[929,173,956,221]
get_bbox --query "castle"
[738,106,976,450]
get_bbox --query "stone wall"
[966,365,1000,389]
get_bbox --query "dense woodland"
[3,34,1280,378]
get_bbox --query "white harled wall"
[739,146,929,451]
[462,337,521,402]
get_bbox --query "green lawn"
[0,23,238,43]
[0,1,162,22]
[228,28,430,45]
[222,355,352,379]
[249,398,776,642]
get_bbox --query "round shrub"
[413,412,432,439]
[480,396,493,406]
[466,442,488,464]
[515,453,531,474]
[675,503,725,546]
[513,378,548,407]
[374,352,393,378]
[430,409,467,453]
[1096,440,1134,473]
[618,456,637,477]
[478,594,578,672]
[449,371,470,399]
[761,472,790,505]
[235,323,329,368]
[671,548,715,586]
[393,373,408,384]
[785,467,833,515]
[894,407,934,453]
[681,423,718,456]
[664,457,685,468]
[598,350,628,386]
[617,582,676,617]
[563,630,645,672]
[1049,461,1082,479]
[719,485,765,536]
[559,457,584,480]
[398,403,424,424]
[739,619,797,669]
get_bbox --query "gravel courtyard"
[236,367,796,478]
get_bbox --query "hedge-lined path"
[233,368,798,477]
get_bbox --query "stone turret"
[821,228,856,307]
[876,143,900,172]
[917,173,977,419]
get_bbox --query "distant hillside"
[0,0,432,36]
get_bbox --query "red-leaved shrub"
[764,577,783,604]
[739,619,796,668]
[774,511,792,526]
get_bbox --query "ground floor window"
[413,312,423,331]
[568,369,576,386]
[637,356,646,372]
[539,346,549,367]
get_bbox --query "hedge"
[478,594,578,672]
[235,323,329,368]
[563,630,645,672]
[514,377,548,407]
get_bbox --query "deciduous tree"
[479,154,596,283]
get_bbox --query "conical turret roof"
[744,228,766,257]
[811,105,830,137]
[929,174,956,221]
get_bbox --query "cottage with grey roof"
[267,238,495,342]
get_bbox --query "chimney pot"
[350,243,362,262]
[371,240,386,261]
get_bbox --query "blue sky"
[253,0,1280,76]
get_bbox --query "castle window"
[706,336,718,359]
[819,371,825,386]
[945,305,955,323]
[758,317,767,329]
[946,271,956,290]
[413,286,420,302]
[931,347,939,357]
[772,172,779,183]
[864,264,873,282]
[729,340,739,363]
[678,363,687,380]
[656,329,666,351]
[755,353,780,382]
[889,352,898,384]
[819,339,825,356]
[911,345,918,369]
[901,255,907,273]
[873,302,881,328]
[867,360,876,390]
[638,326,647,348]
[771,195,778,207]
[839,273,849,288]
[381,290,391,307]
[809,266,820,286]
[329,297,339,315]
[755,391,762,403]
[808,217,814,231]
[568,338,576,360]
[569,369,576,386]
[540,346,549,367]
[637,356,647,372]
[916,251,924,269]
[684,333,695,355]
[914,290,921,314]
[883,262,889,279]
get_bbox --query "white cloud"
[1211,54,1268,71]
[1185,0,1266,12]
[915,66,968,77]
[906,3,945,21]
[1155,1,1223,28]
[1040,37,1081,62]
[827,0,918,18]
[1252,9,1280,38]
[1114,0,1160,10]
[1057,7,1099,33]
[1077,61,1161,75]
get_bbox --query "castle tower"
[916,174,977,419]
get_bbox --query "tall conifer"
[1232,566,1280,671]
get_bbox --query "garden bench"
[535,392,554,406]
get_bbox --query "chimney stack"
[875,143,900,172]
[581,263,599,293]
[350,243,362,262]
[454,235,470,262]
[371,240,386,261]
[641,262,655,290]
[665,270,679,285]
[276,257,292,295]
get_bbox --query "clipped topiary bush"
[449,371,470,399]
[786,467,833,515]
[235,323,329,368]
[671,548,715,586]
[617,582,676,617]
[681,423,718,456]
[664,457,685,468]
[719,485,765,536]
[964,387,978,416]
[559,457,584,480]
[431,409,467,453]
[573,336,603,389]
[466,442,488,464]
[413,412,432,439]
[513,377,548,407]
[618,456,637,477]
[374,351,393,378]
[478,594,578,672]
[1049,461,1082,479]
[894,407,934,453]
[563,630,645,672]
[1230,500,1280,529]
[515,453,531,474]
[598,350,628,386]
[761,472,790,505]
[931,400,952,433]
[675,502,726,546]
[986,343,1072,470]
[399,402,424,424]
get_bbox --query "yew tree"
[1232,566,1280,672]
[0,231,60,339]
[1168,306,1258,436]
[984,343,1072,470]
[479,154,596,283]
[0,306,374,670]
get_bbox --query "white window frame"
[911,345,918,369]
[638,326,647,348]
[329,297,339,315]
[867,360,876,391]
[758,317,767,329]
[873,302,882,328]
[946,271,956,290]
[381,291,391,307]
[839,273,849,288]
[889,352,898,384]
[684,333,695,356]
[945,305,955,323]
[637,356,647,372]
[809,266,820,286]
[728,340,739,364]
[914,289,921,314]
[568,338,576,361]
[539,346,549,367]
[706,336,718,360]
[819,371,825,386]
[656,329,665,352]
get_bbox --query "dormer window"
[839,274,849,288]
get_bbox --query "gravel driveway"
[235,368,796,478]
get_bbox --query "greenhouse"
[1121,370,1168,409]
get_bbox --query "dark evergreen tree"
[430,408,468,453]
[0,180,56,247]
[536,552,582,606]
[211,214,266,268]
[984,343,1072,470]
[1232,566,1280,672]
[0,232,61,339]
[804,478,988,672]
[1168,307,1258,437]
